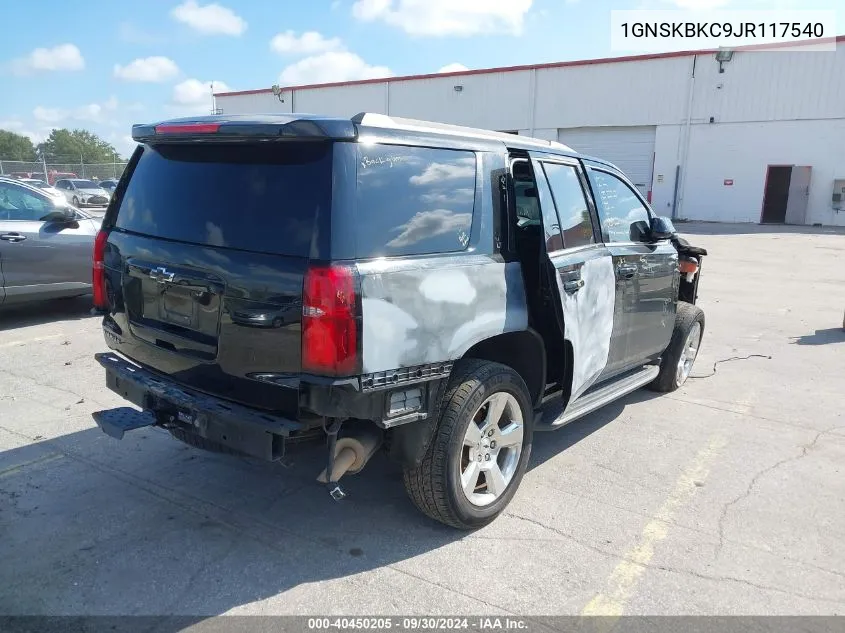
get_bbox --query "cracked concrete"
[1,224,844,616]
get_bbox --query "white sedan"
[53,178,111,208]
[18,178,65,202]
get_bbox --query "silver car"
[53,178,111,208]
[0,177,100,305]
[18,178,65,201]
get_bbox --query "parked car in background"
[18,178,65,201]
[99,179,119,193]
[54,178,111,208]
[47,171,78,185]
[0,177,100,305]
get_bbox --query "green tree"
[0,129,37,161]
[36,128,121,163]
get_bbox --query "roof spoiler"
[132,114,357,143]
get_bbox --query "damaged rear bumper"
[93,352,303,461]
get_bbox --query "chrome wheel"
[459,392,524,507]
[676,321,702,385]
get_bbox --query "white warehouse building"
[215,38,845,227]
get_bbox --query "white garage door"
[558,126,656,197]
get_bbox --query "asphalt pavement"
[0,223,843,617]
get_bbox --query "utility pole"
[42,154,48,182]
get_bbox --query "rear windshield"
[114,142,332,257]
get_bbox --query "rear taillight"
[92,229,109,309]
[302,265,358,376]
[679,258,699,275]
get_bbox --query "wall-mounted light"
[453,85,463,92]
[715,48,734,73]
[271,84,285,103]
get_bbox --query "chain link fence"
[0,159,129,183]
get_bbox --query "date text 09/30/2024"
[307,617,529,630]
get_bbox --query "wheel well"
[463,330,546,408]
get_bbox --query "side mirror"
[44,206,76,224]
[649,216,676,241]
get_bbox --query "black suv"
[92,113,707,529]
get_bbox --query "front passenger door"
[529,155,618,402]
[586,166,679,377]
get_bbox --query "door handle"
[0,233,26,243]
[616,264,637,279]
[563,279,585,294]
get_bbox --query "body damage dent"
[358,257,528,374]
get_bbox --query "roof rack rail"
[351,113,573,152]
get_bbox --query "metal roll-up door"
[558,126,656,198]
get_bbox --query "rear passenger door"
[529,154,619,402]
[585,165,679,377]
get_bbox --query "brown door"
[761,165,792,224]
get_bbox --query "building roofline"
[215,35,844,98]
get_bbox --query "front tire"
[648,302,705,393]
[403,359,534,530]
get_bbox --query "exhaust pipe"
[318,427,382,486]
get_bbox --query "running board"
[534,365,659,432]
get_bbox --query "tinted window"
[0,182,53,221]
[114,142,332,257]
[541,162,595,249]
[356,145,475,257]
[588,169,651,243]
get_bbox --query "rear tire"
[168,427,243,456]
[403,359,533,530]
[648,302,705,393]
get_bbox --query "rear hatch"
[102,140,333,416]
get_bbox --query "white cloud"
[0,120,25,130]
[667,0,732,7]
[74,104,103,122]
[410,157,475,185]
[33,107,67,124]
[171,1,247,36]
[271,30,343,55]
[438,62,469,73]
[8,43,84,75]
[32,97,123,126]
[387,209,472,248]
[279,51,390,85]
[114,57,180,82]
[351,0,533,36]
[172,78,231,106]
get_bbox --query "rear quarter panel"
[357,256,528,373]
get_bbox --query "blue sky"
[1,0,842,157]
